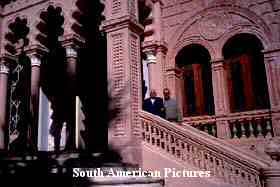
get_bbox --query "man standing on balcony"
[143,89,165,118]
[163,88,182,123]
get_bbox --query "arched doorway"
[222,33,270,112]
[176,44,214,117]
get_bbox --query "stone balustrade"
[225,109,272,139]
[140,110,272,187]
[181,109,273,140]
[182,115,217,137]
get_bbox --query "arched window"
[176,44,214,117]
[222,33,270,112]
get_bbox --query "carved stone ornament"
[199,12,232,41]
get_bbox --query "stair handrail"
[140,110,272,186]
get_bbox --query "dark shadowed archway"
[222,33,270,112]
[176,44,214,117]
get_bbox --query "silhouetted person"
[163,88,182,122]
[143,89,165,118]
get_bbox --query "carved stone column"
[142,0,166,97]
[166,66,183,116]
[211,59,231,139]
[102,0,144,165]
[25,45,47,151]
[264,49,280,136]
[0,55,14,150]
[60,34,83,150]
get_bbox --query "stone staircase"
[139,111,275,187]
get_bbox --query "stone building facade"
[0,0,280,186]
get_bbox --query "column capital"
[25,45,48,67]
[0,63,9,74]
[211,59,224,71]
[25,44,48,59]
[0,53,17,73]
[59,34,85,49]
[142,41,168,54]
[65,47,78,58]
[211,58,224,64]
[145,51,156,64]
[59,34,85,59]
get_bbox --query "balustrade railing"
[181,109,273,139]
[227,110,273,139]
[183,116,217,137]
[140,110,271,187]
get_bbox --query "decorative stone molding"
[166,4,273,69]
[199,13,232,41]
[0,53,17,70]
[2,0,48,16]
[30,55,41,67]
[65,47,78,59]
[24,44,48,64]
[101,15,144,34]
[0,64,9,74]
[142,40,168,54]
[59,34,85,53]
[0,54,15,73]
[145,51,156,64]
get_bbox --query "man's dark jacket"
[143,97,165,118]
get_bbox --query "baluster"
[265,119,273,138]
[256,119,263,138]
[160,131,165,150]
[232,121,238,139]
[191,146,197,166]
[204,124,209,134]
[212,123,217,137]
[185,144,190,161]
[209,156,216,176]
[248,120,254,138]
[240,121,247,138]
[199,150,206,169]
[205,153,211,172]
[166,134,171,153]
[233,168,240,185]
[214,158,220,177]
[223,162,231,183]
[181,142,186,161]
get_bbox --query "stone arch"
[31,3,66,46]
[168,36,215,69]
[221,33,270,112]
[166,5,273,69]
[219,23,270,54]
[4,15,30,55]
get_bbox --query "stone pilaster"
[25,45,48,151]
[102,0,144,165]
[0,55,15,150]
[211,59,231,139]
[264,49,280,136]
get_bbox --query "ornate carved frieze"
[1,0,47,15]
[199,13,232,41]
